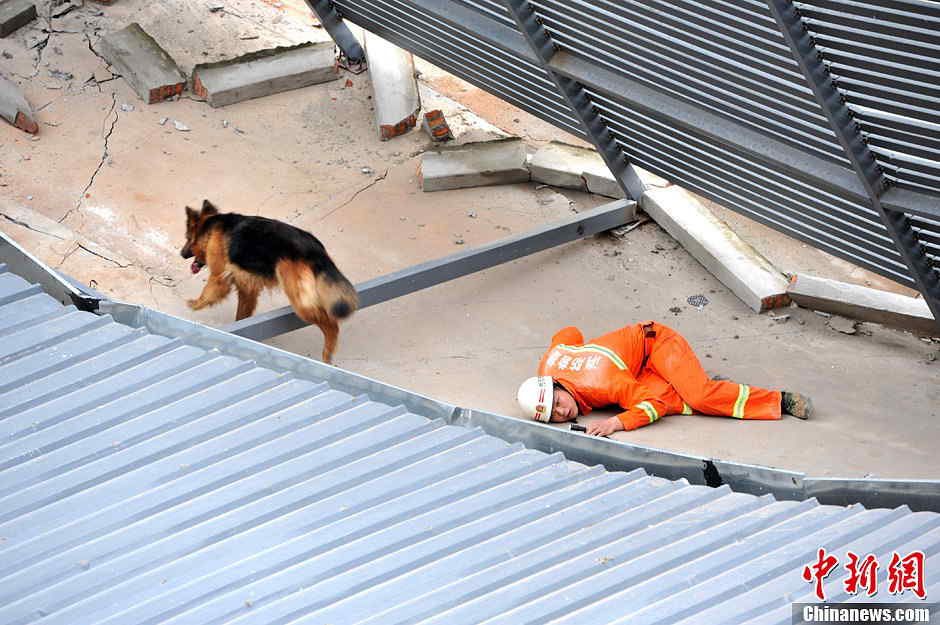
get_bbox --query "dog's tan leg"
[188,274,231,310]
[318,318,340,364]
[235,286,260,321]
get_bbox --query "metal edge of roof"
[0,232,99,312]
[3,232,939,512]
[100,293,940,513]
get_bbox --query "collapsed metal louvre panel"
[452,0,516,28]
[331,0,586,138]
[910,212,940,273]
[795,0,940,195]
[3,272,939,624]
[528,0,856,167]
[584,88,917,285]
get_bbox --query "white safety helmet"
[517,376,554,423]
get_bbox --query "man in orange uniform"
[516,320,812,437]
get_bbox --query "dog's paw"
[187,299,202,310]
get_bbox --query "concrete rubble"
[192,41,339,108]
[0,0,35,38]
[0,72,37,133]
[419,137,530,192]
[364,31,421,140]
[97,23,186,104]
[641,185,791,313]
[528,140,625,199]
[788,272,937,335]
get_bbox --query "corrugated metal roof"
[1,265,937,625]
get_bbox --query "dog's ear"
[185,206,198,221]
[201,199,219,216]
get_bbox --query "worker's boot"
[781,391,813,419]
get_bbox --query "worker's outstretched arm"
[550,326,583,349]
[586,385,672,436]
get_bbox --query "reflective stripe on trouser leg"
[682,402,693,415]
[732,384,750,418]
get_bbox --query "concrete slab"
[0,72,36,133]
[97,23,186,104]
[364,31,421,140]
[788,272,938,335]
[420,137,530,192]
[192,41,339,108]
[0,0,35,38]
[641,185,790,312]
[528,141,631,199]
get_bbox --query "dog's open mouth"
[191,259,205,274]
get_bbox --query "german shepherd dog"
[180,200,358,363]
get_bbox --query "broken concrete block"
[0,73,37,133]
[419,138,530,192]
[422,109,453,142]
[788,272,937,335]
[364,31,421,140]
[0,0,35,37]
[97,23,185,104]
[528,141,627,199]
[192,42,339,108]
[641,186,790,313]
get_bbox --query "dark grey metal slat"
[767,0,940,325]
[499,0,646,201]
[303,0,365,61]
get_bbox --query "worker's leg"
[646,324,781,420]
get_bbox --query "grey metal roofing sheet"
[1,266,937,625]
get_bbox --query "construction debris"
[528,141,626,199]
[608,216,649,239]
[419,137,530,192]
[641,185,790,313]
[0,0,35,38]
[422,109,453,142]
[364,31,421,140]
[192,42,338,108]
[0,73,37,134]
[788,272,937,335]
[828,315,858,335]
[97,23,186,104]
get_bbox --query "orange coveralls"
[538,321,782,431]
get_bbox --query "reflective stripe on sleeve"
[636,401,659,424]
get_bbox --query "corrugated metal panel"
[531,0,856,166]
[2,267,937,624]
[332,0,585,137]
[797,0,940,194]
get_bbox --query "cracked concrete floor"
[1,0,939,480]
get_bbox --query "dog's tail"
[318,260,359,320]
[276,258,358,322]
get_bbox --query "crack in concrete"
[59,92,118,224]
[57,240,132,269]
[318,168,389,222]
[1,213,66,239]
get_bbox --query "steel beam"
[767,0,940,325]
[223,199,635,341]
[302,0,365,63]
[499,0,646,201]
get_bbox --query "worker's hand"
[586,416,624,437]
